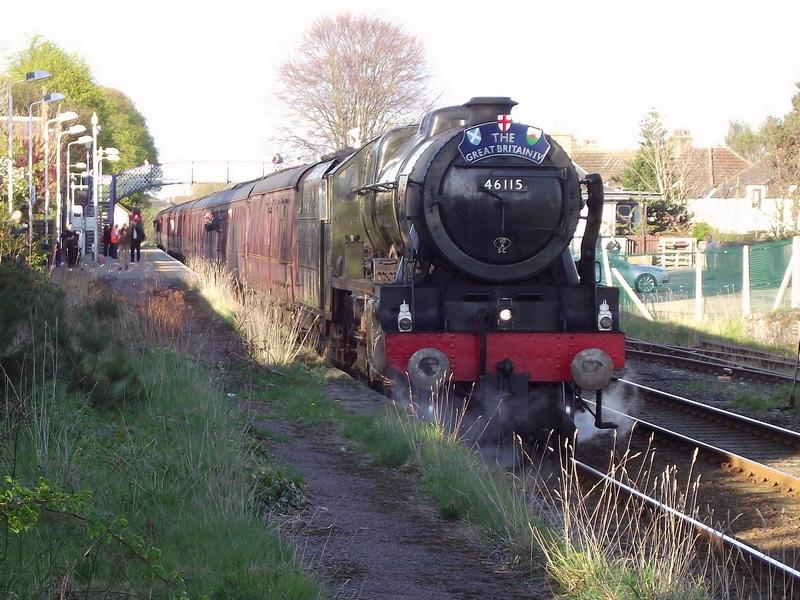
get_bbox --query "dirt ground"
[93,249,549,599]
[256,414,545,599]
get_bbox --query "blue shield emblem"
[466,127,481,145]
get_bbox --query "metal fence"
[600,238,797,320]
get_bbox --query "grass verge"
[623,309,795,356]
[1,266,322,599]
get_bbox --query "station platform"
[59,246,191,285]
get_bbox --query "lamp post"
[90,112,99,263]
[44,111,78,238]
[69,163,88,225]
[55,124,86,239]
[97,146,120,215]
[6,69,51,214]
[27,92,64,242]
[66,136,92,232]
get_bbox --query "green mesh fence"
[599,239,793,317]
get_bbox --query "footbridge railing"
[110,160,273,203]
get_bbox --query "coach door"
[216,208,227,264]
[296,162,331,310]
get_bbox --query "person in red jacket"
[109,224,120,259]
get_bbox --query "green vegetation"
[5,37,158,211]
[534,455,730,600]
[621,309,795,356]
[343,412,412,467]
[725,119,768,163]
[691,221,712,241]
[0,261,64,377]
[1,265,322,598]
[735,384,797,412]
[619,110,691,234]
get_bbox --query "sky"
[2,0,800,166]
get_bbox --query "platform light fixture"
[97,146,121,226]
[91,111,99,263]
[27,92,65,241]
[7,69,52,213]
[43,111,78,238]
[55,124,87,239]
[66,136,92,229]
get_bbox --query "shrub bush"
[0,263,64,381]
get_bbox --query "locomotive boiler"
[155,97,625,441]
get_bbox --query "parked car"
[608,254,670,293]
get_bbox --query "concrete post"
[792,236,800,308]
[695,248,704,320]
[742,245,751,316]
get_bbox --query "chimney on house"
[671,130,693,156]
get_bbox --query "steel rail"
[626,338,795,381]
[617,379,800,444]
[625,348,794,384]
[611,379,800,492]
[693,347,795,372]
[586,393,800,494]
[573,458,800,584]
[699,339,794,362]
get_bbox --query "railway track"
[577,379,800,594]
[626,338,799,385]
[697,338,800,374]
[573,458,800,596]
[609,379,800,493]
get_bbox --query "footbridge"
[109,160,277,205]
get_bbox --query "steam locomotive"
[155,97,625,441]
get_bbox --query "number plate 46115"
[481,177,528,192]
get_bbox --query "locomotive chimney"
[463,97,518,126]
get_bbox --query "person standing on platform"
[118,225,131,271]
[130,214,146,263]
[61,224,79,269]
[102,225,111,257]
[109,224,120,259]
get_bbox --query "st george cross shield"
[497,114,512,132]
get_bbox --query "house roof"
[708,159,773,198]
[570,150,636,188]
[680,148,750,197]
[571,146,750,198]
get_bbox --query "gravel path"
[256,416,544,599]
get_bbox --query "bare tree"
[277,14,432,155]
[620,111,692,233]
